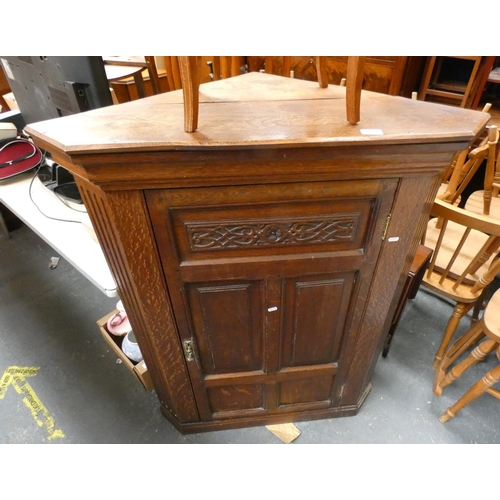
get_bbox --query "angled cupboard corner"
[25,72,490,433]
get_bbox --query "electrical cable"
[28,162,84,224]
[52,182,88,213]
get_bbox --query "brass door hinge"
[381,214,391,240]
[183,340,194,361]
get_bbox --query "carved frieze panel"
[186,215,359,251]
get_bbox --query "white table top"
[0,171,117,297]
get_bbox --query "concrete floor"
[1,221,500,445]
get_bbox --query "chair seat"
[484,286,500,342]
[465,191,500,218]
[422,198,500,368]
[424,217,498,287]
[436,183,460,204]
[436,183,448,197]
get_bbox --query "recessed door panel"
[187,281,264,375]
[207,384,265,414]
[281,273,356,368]
[278,375,334,406]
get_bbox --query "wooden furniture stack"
[103,56,164,103]
[418,56,494,109]
[433,287,500,423]
[422,198,500,368]
[25,70,489,433]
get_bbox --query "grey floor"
[1,219,499,445]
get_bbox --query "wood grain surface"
[25,73,490,154]
[24,70,490,433]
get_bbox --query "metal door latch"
[381,214,391,240]
[183,340,194,361]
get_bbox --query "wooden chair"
[421,198,500,368]
[430,124,499,326]
[436,126,497,207]
[176,56,367,132]
[433,285,500,422]
[464,125,500,217]
[435,106,495,204]
[418,56,484,108]
[103,56,162,100]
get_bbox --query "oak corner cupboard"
[25,72,489,433]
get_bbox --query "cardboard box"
[97,310,154,392]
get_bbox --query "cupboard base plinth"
[160,384,372,434]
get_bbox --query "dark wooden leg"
[133,73,146,99]
[382,245,433,357]
[382,273,413,358]
[0,209,10,239]
[145,56,160,95]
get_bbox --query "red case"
[0,138,42,180]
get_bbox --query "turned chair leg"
[434,336,496,396]
[440,361,500,423]
[433,320,486,395]
[433,302,474,369]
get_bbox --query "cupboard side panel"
[76,180,200,423]
[335,173,442,406]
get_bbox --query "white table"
[0,171,117,297]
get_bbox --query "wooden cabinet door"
[146,179,397,422]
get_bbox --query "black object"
[0,56,113,124]
[0,56,113,202]
[38,159,83,204]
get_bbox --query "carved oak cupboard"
[25,72,489,433]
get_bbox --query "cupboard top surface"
[25,72,489,155]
